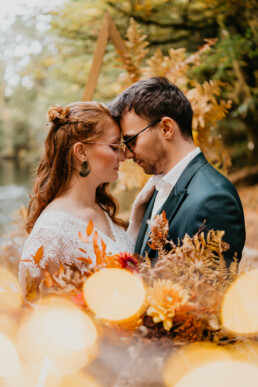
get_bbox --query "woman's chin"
[112,171,119,181]
[102,172,119,184]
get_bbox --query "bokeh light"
[57,371,102,387]
[163,342,258,387]
[83,268,146,322]
[175,360,258,387]
[0,332,21,378]
[221,269,258,334]
[0,268,22,311]
[17,296,98,376]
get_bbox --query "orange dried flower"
[147,210,169,250]
[47,104,70,122]
[146,280,190,331]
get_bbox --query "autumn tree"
[48,0,257,165]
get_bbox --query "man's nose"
[124,147,134,159]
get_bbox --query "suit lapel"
[142,189,187,256]
[140,152,208,256]
[134,190,158,254]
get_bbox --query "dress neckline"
[40,210,117,244]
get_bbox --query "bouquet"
[24,211,242,344]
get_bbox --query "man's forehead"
[121,111,148,134]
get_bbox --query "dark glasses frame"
[123,119,161,153]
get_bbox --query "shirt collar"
[153,148,201,191]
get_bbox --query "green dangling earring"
[79,160,90,177]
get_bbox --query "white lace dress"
[19,211,135,296]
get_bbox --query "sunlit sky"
[1,0,65,91]
[0,0,64,28]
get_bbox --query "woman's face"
[85,117,125,184]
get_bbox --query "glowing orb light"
[0,332,21,378]
[83,268,146,322]
[57,371,102,387]
[163,342,258,387]
[0,268,22,311]
[0,314,17,337]
[221,269,258,334]
[3,366,60,387]
[17,296,98,375]
[175,360,258,387]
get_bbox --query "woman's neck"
[58,174,99,210]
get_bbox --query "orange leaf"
[101,238,107,261]
[76,257,93,264]
[20,205,27,219]
[147,241,157,250]
[42,271,53,288]
[93,230,103,267]
[79,248,88,254]
[53,261,64,277]
[32,245,44,266]
[78,231,88,243]
[162,210,167,221]
[59,261,64,274]
[86,219,94,236]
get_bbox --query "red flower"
[117,252,139,272]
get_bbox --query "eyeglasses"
[123,119,161,153]
[83,141,126,153]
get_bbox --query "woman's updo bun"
[47,105,70,123]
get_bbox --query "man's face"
[120,111,166,175]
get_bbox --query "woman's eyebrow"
[109,136,121,143]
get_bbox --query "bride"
[19,102,152,297]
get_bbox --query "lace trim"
[19,210,135,294]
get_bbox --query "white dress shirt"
[151,147,201,218]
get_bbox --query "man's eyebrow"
[123,134,136,141]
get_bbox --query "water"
[0,159,135,238]
[0,160,34,237]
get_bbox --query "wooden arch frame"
[82,12,127,101]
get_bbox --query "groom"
[110,77,245,265]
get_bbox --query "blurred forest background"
[0,0,257,248]
[1,0,257,167]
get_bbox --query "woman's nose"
[118,148,126,161]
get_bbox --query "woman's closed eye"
[110,145,120,153]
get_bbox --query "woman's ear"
[160,117,175,139]
[73,142,87,163]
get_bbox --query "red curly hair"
[26,101,125,233]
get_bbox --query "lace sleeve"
[19,226,66,297]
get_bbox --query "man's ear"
[73,142,87,163]
[160,117,175,139]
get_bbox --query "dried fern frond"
[117,18,149,86]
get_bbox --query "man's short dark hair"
[109,76,193,140]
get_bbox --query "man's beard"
[141,162,158,175]
[134,154,164,175]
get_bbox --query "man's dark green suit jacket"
[135,153,245,266]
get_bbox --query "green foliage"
[0,0,257,165]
